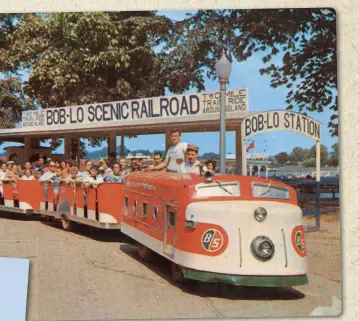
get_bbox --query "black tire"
[61,215,73,232]
[137,243,152,262]
[171,263,186,284]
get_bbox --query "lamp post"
[215,50,232,174]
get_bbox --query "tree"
[290,147,305,165]
[1,12,172,148]
[309,144,329,166]
[274,152,290,165]
[6,12,172,108]
[165,9,337,135]
[0,77,35,129]
[328,142,339,166]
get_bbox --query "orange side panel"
[75,187,85,210]
[59,185,75,208]
[97,184,124,223]
[17,181,44,209]
[47,184,54,204]
[87,188,97,212]
[2,183,14,203]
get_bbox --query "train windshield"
[252,182,290,200]
[194,181,240,197]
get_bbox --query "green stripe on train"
[183,268,308,287]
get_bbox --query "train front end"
[177,174,308,287]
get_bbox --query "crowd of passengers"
[0,129,217,201]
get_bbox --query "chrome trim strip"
[124,190,179,204]
[238,228,242,267]
[282,229,288,267]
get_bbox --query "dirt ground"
[0,200,341,320]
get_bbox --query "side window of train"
[168,209,176,228]
[142,202,148,217]
[133,200,137,214]
[124,196,129,208]
[153,206,158,221]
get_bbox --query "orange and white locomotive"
[0,170,308,287]
[121,171,308,286]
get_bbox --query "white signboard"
[21,89,248,129]
[242,110,321,141]
[247,153,269,160]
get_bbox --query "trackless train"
[0,170,308,287]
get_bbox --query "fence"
[273,177,339,232]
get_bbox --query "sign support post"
[315,139,321,230]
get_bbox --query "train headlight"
[254,207,267,222]
[250,236,275,261]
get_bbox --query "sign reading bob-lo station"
[21,89,248,129]
[243,110,321,141]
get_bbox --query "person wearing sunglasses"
[38,161,57,182]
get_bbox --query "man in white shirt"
[38,161,57,182]
[146,129,188,173]
[183,144,207,175]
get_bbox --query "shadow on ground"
[119,243,305,301]
[0,210,132,243]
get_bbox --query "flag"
[246,141,255,152]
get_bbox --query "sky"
[0,257,30,321]
[0,10,338,156]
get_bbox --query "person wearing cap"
[183,144,208,175]
[6,161,14,173]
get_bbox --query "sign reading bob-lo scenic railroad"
[243,111,321,141]
[21,89,248,128]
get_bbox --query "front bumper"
[182,268,308,287]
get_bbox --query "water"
[320,192,339,199]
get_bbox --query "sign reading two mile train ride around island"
[21,89,248,129]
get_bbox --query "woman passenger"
[33,169,42,180]
[60,160,69,177]
[21,169,35,180]
[100,159,113,176]
[205,160,217,172]
[104,163,125,183]
[0,162,7,198]
[65,166,79,183]
[77,160,92,180]
[4,165,20,200]
[119,158,129,177]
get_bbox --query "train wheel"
[137,243,152,262]
[171,263,186,285]
[61,215,73,232]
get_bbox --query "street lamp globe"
[215,50,232,81]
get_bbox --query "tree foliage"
[0,12,172,150]
[5,12,172,108]
[0,77,34,128]
[164,9,337,135]
[274,152,290,165]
